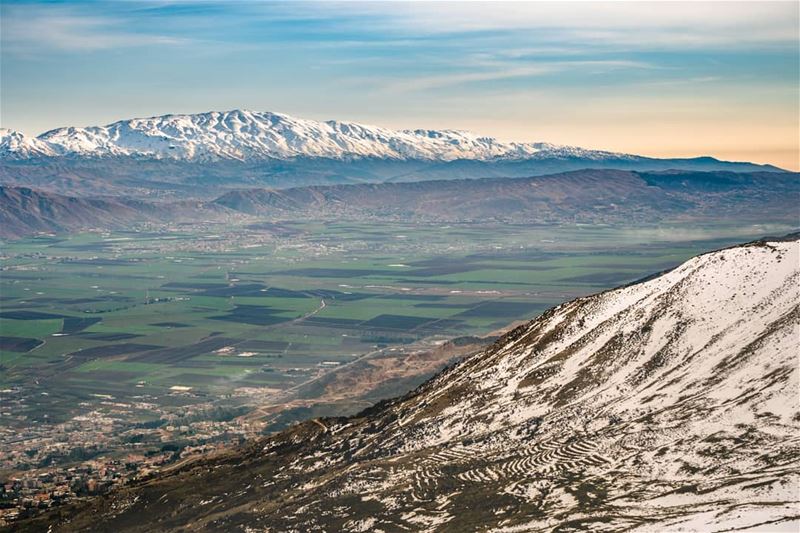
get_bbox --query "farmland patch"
[0,336,43,352]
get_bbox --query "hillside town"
[0,384,265,525]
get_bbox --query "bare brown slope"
[213,169,800,224]
[0,186,151,239]
[0,187,227,239]
[3,169,798,239]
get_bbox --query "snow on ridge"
[333,237,799,530]
[0,109,635,162]
[244,237,800,532]
[0,128,57,158]
[386,238,799,453]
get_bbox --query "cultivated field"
[0,221,786,438]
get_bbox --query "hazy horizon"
[1,1,798,170]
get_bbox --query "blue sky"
[1,1,798,168]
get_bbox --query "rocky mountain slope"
[27,236,800,532]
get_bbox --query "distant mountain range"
[0,186,151,239]
[1,110,633,162]
[2,170,797,239]
[0,185,231,240]
[212,169,800,222]
[24,236,800,532]
[0,110,786,198]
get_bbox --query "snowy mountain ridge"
[34,237,800,532]
[0,110,634,162]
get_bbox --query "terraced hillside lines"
[402,436,611,503]
[492,438,610,478]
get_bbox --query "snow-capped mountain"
[1,110,631,162]
[0,128,57,158]
[1,110,786,198]
[34,237,800,532]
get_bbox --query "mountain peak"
[1,109,626,163]
[0,128,57,158]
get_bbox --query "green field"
[0,220,789,427]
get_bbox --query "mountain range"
[0,110,786,199]
[212,169,800,223]
[2,169,798,239]
[23,235,800,532]
[0,186,226,240]
[0,110,628,162]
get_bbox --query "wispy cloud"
[372,59,655,93]
[2,5,192,52]
[386,64,558,93]
[324,1,799,49]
